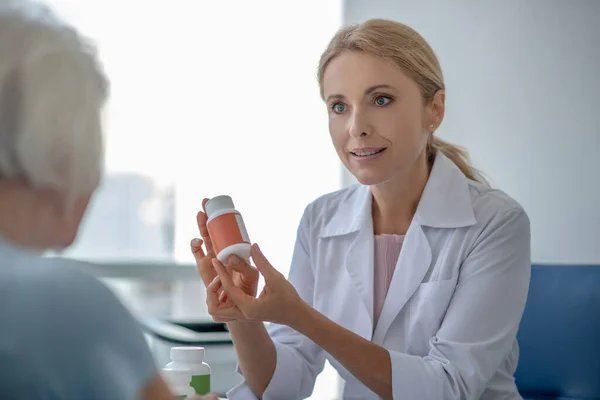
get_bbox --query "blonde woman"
[193,19,530,400]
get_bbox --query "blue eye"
[375,96,391,106]
[332,103,346,113]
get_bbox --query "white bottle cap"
[170,346,206,363]
[162,367,192,388]
[204,195,235,217]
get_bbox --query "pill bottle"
[205,195,251,263]
[161,367,195,399]
[165,346,211,395]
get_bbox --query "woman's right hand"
[191,198,259,302]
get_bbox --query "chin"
[349,170,392,186]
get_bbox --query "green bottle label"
[191,374,210,395]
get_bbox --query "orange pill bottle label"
[207,211,250,255]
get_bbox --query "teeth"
[353,149,383,156]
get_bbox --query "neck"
[0,182,83,250]
[371,151,431,235]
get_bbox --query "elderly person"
[0,2,218,399]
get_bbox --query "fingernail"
[191,238,201,245]
[228,255,239,265]
[254,244,261,254]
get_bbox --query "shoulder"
[468,180,525,214]
[1,251,140,346]
[0,241,139,337]
[466,180,530,244]
[0,244,112,304]
[27,257,144,342]
[15,256,120,312]
[13,257,157,398]
[468,180,528,220]
[5,256,145,360]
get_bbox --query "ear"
[426,90,445,131]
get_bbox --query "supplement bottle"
[165,346,211,395]
[161,367,195,399]
[205,195,251,263]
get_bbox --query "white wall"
[343,0,600,264]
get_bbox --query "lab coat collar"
[321,153,477,238]
[415,152,477,228]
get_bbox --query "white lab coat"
[227,154,531,400]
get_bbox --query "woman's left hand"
[207,243,307,327]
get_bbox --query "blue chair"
[515,264,600,400]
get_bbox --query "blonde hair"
[0,1,108,204]
[318,19,484,183]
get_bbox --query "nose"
[348,109,371,138]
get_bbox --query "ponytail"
[428,136,486,184]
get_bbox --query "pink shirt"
[373,234,404,325]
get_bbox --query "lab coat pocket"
[407,278,457,355]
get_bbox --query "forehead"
[322,51,416,98]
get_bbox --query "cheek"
[394,127,427,158]
[378,108,425,149]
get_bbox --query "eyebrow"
[325,84,397,103]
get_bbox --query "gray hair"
[0,0,108,202]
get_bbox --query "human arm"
[292,304,393,399]
[223,320,277,397]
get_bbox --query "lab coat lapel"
[321,185,375,334]
[372,221,431,344]
[344,219,375,333]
